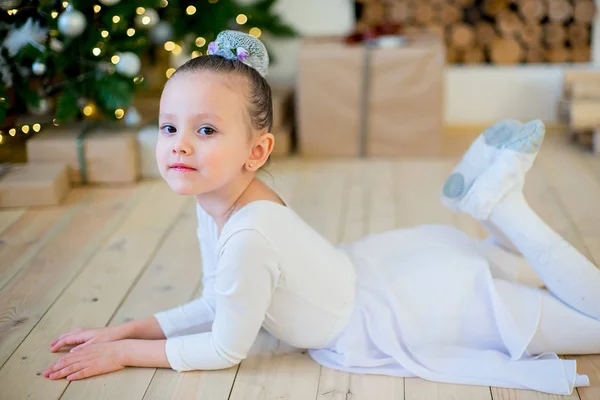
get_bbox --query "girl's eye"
[161,125,176,134]
[199,127,215,136]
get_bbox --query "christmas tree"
[0,0,295,146]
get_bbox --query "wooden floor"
[1,136,599,400]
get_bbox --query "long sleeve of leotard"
[161,229,280,371]
[153,206,219,338]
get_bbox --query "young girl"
[44,31,600,395]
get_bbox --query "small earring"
[249,163,254,168]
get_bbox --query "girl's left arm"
[43,339,171,381]
[118,339,171,368]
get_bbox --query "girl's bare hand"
[49,326,124,353]
[43,341,125,381]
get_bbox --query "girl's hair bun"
[207,30,269,78]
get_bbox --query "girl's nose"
[172,133,192,155]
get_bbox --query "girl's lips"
[170,166,196,172]
[169,163,197,171]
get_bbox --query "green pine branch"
[0,0,297,127]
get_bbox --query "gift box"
[296,33,445,157]
[0,163,70,208]
[271,86,294,157]
[26,124,140,184]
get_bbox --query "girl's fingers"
[50,329,84,346]
[44,353,85,376]
[70,342,91,353]
[48,362,87,380]
[67,367,93,381]
[51,336,85,352]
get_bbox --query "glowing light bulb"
[94,5,101,13]
[33,124,41,132]
[112,15,120,23]
[92,47,101,56]
[136,7,145,15]
[195,37,206,47]
[115,109,124,119]
[111,55,120,64]
[101,30,109,38]
[9,128,16,136]
[249,27,262,38]
[127,28,135,36]
[51,11,58,18]
[22,125,30,134]
[164,41,175,51]
[186,5,196,15]
[166,68,176,78]
[83,105,94,116]
[236,14,248,24]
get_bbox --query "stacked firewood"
[354,0,596,64]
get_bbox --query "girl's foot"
[441,119,545,220]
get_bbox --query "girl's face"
[156,70,254,196]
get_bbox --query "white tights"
[484,191,600,355]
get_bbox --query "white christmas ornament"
[99,0,121,5]
[2,17,48,57]
[135,8,159,29]
[58,6,87,38]
[124,107,141,126]
[32,61,46,75]
[115,52,141,77]
[150,21,173,44]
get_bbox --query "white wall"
[444,65,577,124]
[262,0,600,125]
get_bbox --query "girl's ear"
[247,132,274,171]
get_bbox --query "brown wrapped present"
[272,86,294,130]
[26,124,140,185]
[297,34,445,157]
[0,163,69,208]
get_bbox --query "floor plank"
[0,186,140,367]
[0,189,91,290]
[0,182,186,400]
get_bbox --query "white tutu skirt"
[308,225,590,395]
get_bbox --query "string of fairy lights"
[0,0,263,146]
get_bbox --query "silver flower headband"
[207,30,269,78]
